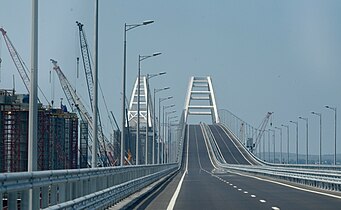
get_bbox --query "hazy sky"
[1,0,341,156]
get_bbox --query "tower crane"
[50,59,112,166]
[249,112,273,152]
[0,27,49,105]
[76,22,119,165]
[76,21,94,110]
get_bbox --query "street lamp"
[270,129,276,163]
[168,118,178,163]
[168,115,178,163]
[152,87,170,164]
[299,117,309,164]
[136,53,162,165]
[281,124,289,164]
[275,127,282,163]
[121,20,154,166]
[290,120,299,164]
[163,105,175,163]
[325,105,337,165]
[311,111,322,165]
[158,97,173,163]
[165,112,176,163]
[268,129,271,162]
[144,72,166,165]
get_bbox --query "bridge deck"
[136,124,341,209]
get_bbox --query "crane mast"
[76,21,94,110]
[76,22,114,166]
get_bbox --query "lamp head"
[153,52,162,56]
[143,20,154,25]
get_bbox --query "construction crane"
[249,112,273,152]
[50,59,112,166]
[0,27,49,105]
[76,21,119,166]
[76,21,94,110]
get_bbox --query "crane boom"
[253,112,273,150]
[50,59,112,166]
[0,27,49,105]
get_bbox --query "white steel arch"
[184,76,220,123]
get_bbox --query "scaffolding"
[0,89,80,172]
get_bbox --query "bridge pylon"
[127,75,153,128]
[184,76,220,123]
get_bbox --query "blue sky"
[1,0,341,156]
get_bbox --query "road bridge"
[2,76,341,209]
[135,124,341,210]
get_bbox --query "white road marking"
[166,126,189,210]
[272,207,280,210]
[230,183,233,186]
[259,200,266,203]
[251,195,256,198]
[238,189,242,191]
[244,191,248,194]
[229,170,341,200]
[233,186,237,188]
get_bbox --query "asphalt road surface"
[141,124,341,210]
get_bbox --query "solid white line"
[167,125,189,210]
[167,171,186,210]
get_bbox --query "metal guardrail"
[219,122,341,171]
[201,123,341,192]
[0,164,178,209]
[0,111,188,209]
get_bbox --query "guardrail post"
[59,183,66,203]
[65,182,71,201]
[8,192,17,210]
[41,186,49,208]
[50,184,57,205]
[20,190,29,209]
[91,177,97,194]
[83,179,88,196]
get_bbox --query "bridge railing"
[218,109,341,171]
[0,164,178,209]
[201,123,341,192]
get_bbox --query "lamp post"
[153,87,170,164]
[136,53,161,165]
[270,129,275,163]
[325,106,337,165]
[144,72,166,165]
[281,124,289,164]
[311,112,322,165]
[290,120,299,164]
[169,119,178,163]
[275,127,283,163]
[163,105,175,163]
[168,116,178,163]
[158,97,172,163]
[165,112,176,163]
[268,129,271,162]
[299,117,309,164]
[121,20,154,166]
